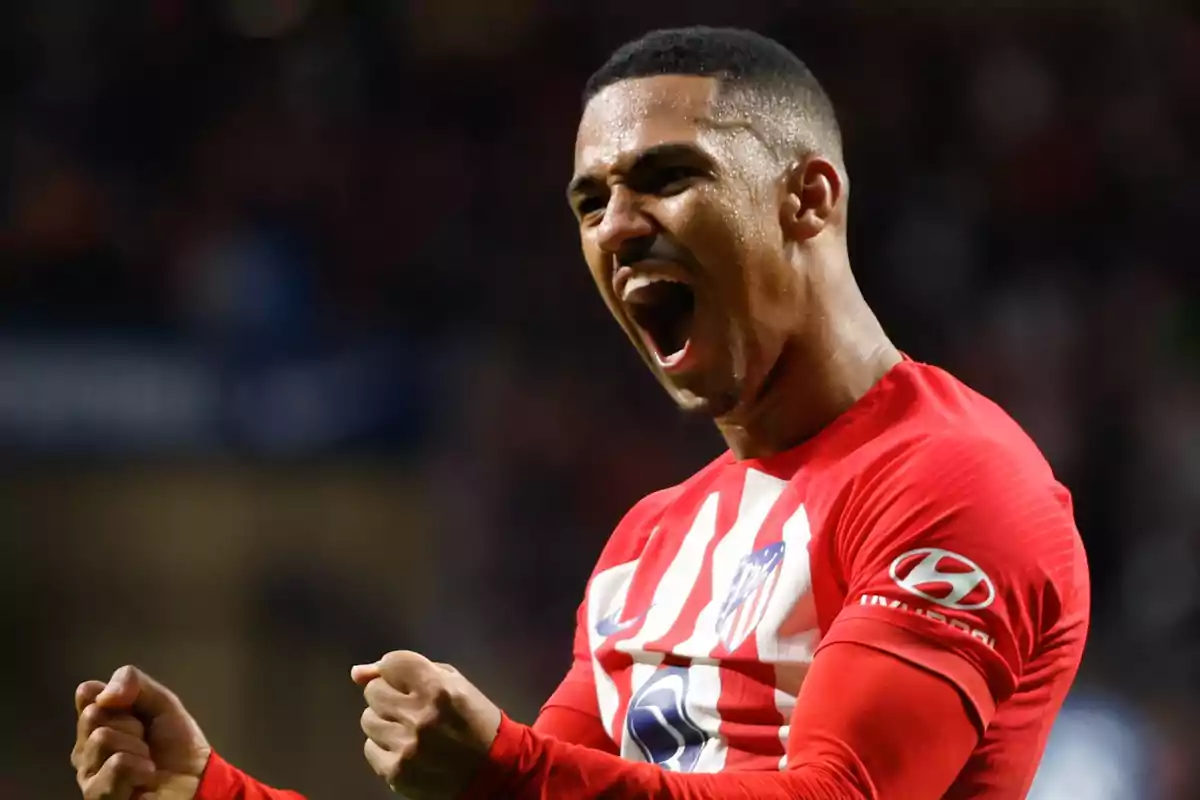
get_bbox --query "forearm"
[463,715,869,800]
[532,702,620,753]
[465,643,980,800]
[195,752,306,800]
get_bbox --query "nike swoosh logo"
[595,606,652,637]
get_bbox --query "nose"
[595,186,655,257]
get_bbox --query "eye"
[641,166,705,197]
[576,195,606,218]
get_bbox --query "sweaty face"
[570,75,797,418]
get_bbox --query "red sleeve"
[824,433,1085,730]
[533,705,617,752]
[462,641,978,800]
[194,752,306,800]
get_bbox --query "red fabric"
[534,703,617,753]
[809,423,1091,795]
[546,360,1088,797]
[194,752,304,800]
[464,641,978,800]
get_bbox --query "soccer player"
[71,27,1089,800]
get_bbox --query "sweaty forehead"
[574,75,725,174]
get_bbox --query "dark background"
[0,1,1196,798]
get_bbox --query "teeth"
[657,346,688,368]
[622,274,682,302]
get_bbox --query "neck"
[715,261,902,461]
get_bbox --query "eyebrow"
[565,142,715,203]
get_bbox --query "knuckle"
[382,650,422,670]
[79,704,105,730]
[87,726,117,750]
[112,715,145,739]
[107,751,140,774]
[362,679,384,707]
[415,704,441,731]
[82,778,110,800]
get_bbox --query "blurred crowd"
[1,1,1197,797]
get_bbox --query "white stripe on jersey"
[615,492,725,769]
[586,560,637,737]
[654,470,788,772]
[594,473,822,773]
[672,469,789,660]
[757,505,818,664]
[757,504,818,767]
[616,492,722,656]
[680,662,727,772]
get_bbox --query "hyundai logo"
[888,548,996,610]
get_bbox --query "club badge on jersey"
[715,541,786,652]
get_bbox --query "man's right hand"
[72,666,213,800]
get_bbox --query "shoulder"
[836,423,1089,642]
[836,359,1067,512]
[823,360,1087,594]
[863,427,1060,506]
[816,364,1089,707]
[844,423,1079,562]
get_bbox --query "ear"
[779,156,843,242]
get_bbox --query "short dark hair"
[584,27,842,162]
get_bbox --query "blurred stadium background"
[1,1,1196,798]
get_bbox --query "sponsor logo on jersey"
[595,605,651,637]
[716,541,786,651]
[858,593,996,648]
[889,547,996,610]
[626,666,709,772]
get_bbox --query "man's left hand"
[351,651,503,799]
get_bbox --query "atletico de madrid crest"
[716,541,786,652]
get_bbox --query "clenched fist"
[351,651,503,800]
[72,666,212,800]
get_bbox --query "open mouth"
[622,275,696,370]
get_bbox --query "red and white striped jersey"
[544,358,1089,797]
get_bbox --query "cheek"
[579,237,606,287]
[693,198,791,337]
[582,244,624,317]
[664,190,747,265]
